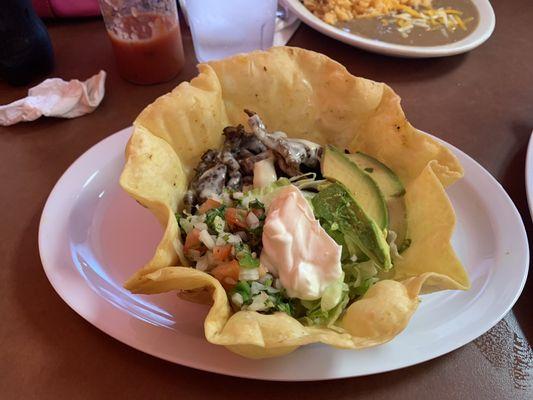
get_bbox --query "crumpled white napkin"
[0,70,106,126]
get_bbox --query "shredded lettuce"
[294,274,349,327]
[275,299,293,316]
[251,281,279,295]
[320,275,348,312]
[299,290,349,327]
[300,190,317,204]
[343,260,379,299]
[261,276,273,287]
[290,173,328,191]
[231,292,244,307]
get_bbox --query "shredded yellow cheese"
[384,6,469,37]
[455,15,467,30]
[303,0,433,24]
[398,4,422,18]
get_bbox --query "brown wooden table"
[1,2,532,399]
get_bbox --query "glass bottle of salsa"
[99,0,184,85]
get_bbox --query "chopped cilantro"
[205,206,226,233]
[249,199,265,210]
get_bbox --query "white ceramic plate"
[526,131,533,219]
[282,0,495,57]
[39,127,528,381]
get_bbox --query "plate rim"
[282,0,495,57]
[525,131,533,219]
[38,127,529,381]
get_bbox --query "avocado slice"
[312,182,392,270]
[347,152,409,251]
[321,146,388,230]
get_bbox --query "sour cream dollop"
[260,185,342,300]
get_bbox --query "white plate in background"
[38,127,528,380]
[282,0,495,57]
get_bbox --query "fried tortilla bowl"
[120,46,469,359]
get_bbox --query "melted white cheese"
[260,185,342,300]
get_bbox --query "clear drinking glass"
[184,0,278,62]
[98,0,185,84]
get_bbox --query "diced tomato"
[212,244,233,262]
[210,260,240,290]
[225,207,248,230]
[198,198,221,214]
[183,228,202,254]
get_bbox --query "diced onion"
[239,268,260,281]
[224,277,237,286]
[251,281,265,295]
[215,236,227,246]
[199,229,215,249]
[187,249,201,261]
[246,212,260,229]
[259,273,273,284]
[246,292,271,311]
[231,293,244,307]
[226,234,242,245]
[240,195,252,209]
[191,214,206,223]
[196,255,209,271]
[179,218,193,234]
[194,222,208,231]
